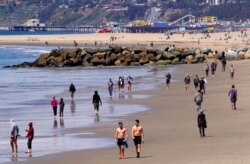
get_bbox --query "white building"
[206,0,224,5]
[24,19,45,27]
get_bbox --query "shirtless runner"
[115,122,128,159]
[131,119,144,158]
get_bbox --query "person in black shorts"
[132,119,144,158]
[92,90,102,115]
[115,122,128,159]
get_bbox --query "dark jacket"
[93,94,102,105]
[197,113,207,127]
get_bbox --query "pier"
[9,26,102,33]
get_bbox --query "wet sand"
[14,59,250,164]
[0,31,250,51]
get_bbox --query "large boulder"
[185,55,194,63]
[139,57,149,64]
[156,54,163,60]
[69,58,81,66]
[244,50,250,59]
[54,57,64,63]
[156,60,171,65]
[172,58,179,64]
[237,51,246,59]
[163,52,175,60]
[84,48,97,54]
[147,53,156,61]
[38,53,50,61]
[110,53,117,62]
[50,49,61,57]
[130,62,141,66]
[93,52,106,59]
[83,54,92,62]
[122,50,130,55]
[36,59,47,67]
[114,60,122,66]
[124,54,132,62]
[207,52,215,58]
[82,61,94,67]
[61,48,79,58]
[90,57,105,65]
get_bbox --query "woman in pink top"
[50,97,58,118]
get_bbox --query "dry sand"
[16,59,250,164]
[0,31,250,51]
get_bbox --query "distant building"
[24,19,45,27]
[198,16,218,23]
[132,19,150,26]
[206,0,229,5]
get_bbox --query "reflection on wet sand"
[118,92,125,99]
[11,154,18,162]
[94,114,100,123]
[128,92,132,99]
[60,118,64,128]
[109,105,114,114]
[70,100,76,114]
[53,118,58,129]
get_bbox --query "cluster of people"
[115,119,144,159]
[164,55,237,138]
[9,119,34,156]
[107,76,133,98]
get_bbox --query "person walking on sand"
[115,122,128,159]
[204,63,209,77]
[199,77,206,95]
[228,85,237,110]
[229,64,235,80]
[25,122,34,154]
[127,76,133,92]
[59,98,65,117]
[132,119,144,158]
[69,83,76,99]
[166,73,171,89]
[211,62,216,76]
[221,58,227,72]
[51,97,58,118]
[10,119,19,154]
[197,110,207,138]
[108,79,114,98]
[184,74,191,92]
[92,91,102,115]
[193,75,199,90]
[194,90,203,111]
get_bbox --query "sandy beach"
[0,31,250,51]
[11,58,250,164]
[2,31,250,163]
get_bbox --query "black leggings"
[199,125,205,137]
[27,138,33,149]
[53,106,57,116]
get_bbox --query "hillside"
[0,0,250,26]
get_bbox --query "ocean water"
[0,45,172,163]
[0,30,91,35]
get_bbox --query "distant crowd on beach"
[165,51,236,138]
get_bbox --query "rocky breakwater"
[5,46,250,68]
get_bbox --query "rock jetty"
[5,46,250,68]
